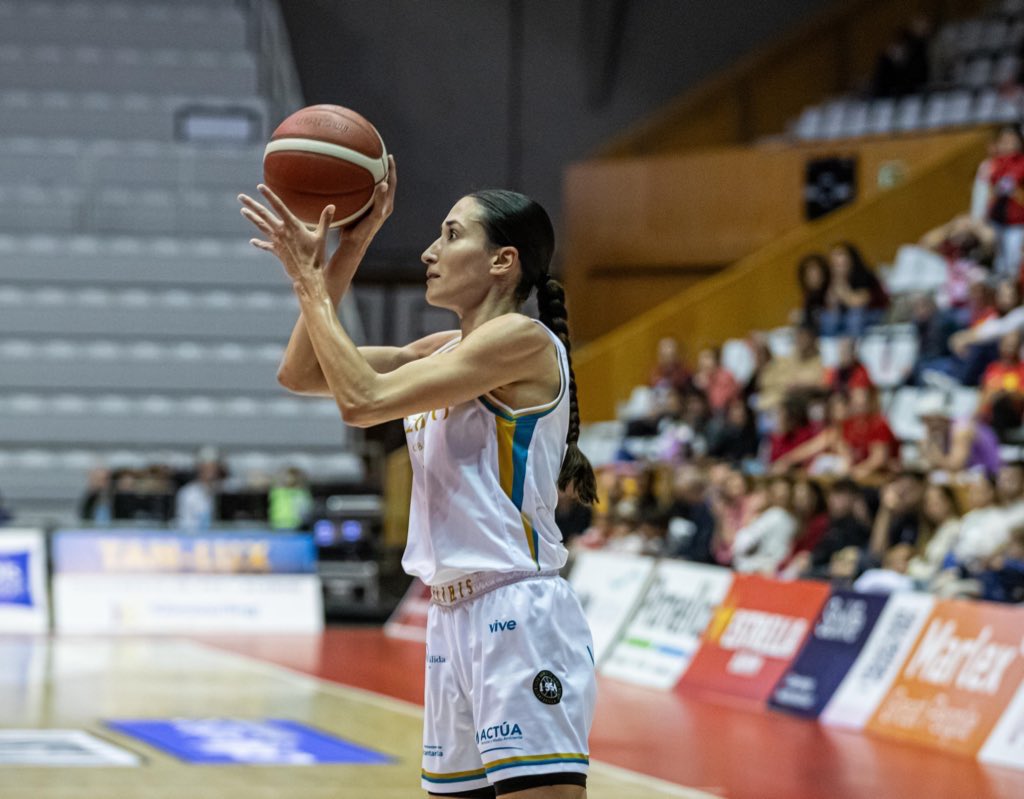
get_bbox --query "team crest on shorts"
[532,670,562,705]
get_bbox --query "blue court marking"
[105,718,393,765]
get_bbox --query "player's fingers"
[317,204,336,237]
[238,193,283,228]
[249,238,275,253]
[257,184,300,226]
[240,207,276,236]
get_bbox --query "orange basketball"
[263,104,388,227]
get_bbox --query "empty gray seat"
[0,338,285,394]
[0,234,283,289]
[0,45,257,95]
[0,1,248,51]
[0,285,298,341]
[0,393,350,449]
[0,91,268,142]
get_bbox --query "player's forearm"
[294,280,380,425]
[277,243,365,392]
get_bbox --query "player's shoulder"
[475,313,548,344]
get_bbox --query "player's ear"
[490,245,518,276]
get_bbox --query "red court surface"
[204,628,1024,799]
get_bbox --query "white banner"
[53,574,323,634]
[820,591,935,729]
[568,551,655,664]
[0,730,138,767]
[980,679,1024,770]
[0,529,49,633]
[600,561,734,689]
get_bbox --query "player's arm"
[299,296,547,427]
[269,156,398,395]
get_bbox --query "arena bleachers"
[0,0,356,522]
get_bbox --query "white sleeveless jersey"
[401,320,571,585]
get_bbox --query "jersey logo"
[532,670,562,705]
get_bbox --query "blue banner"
[52,530,316,575]
[0,552,32,607]
[768,590,889,718]
[106,719,392,765]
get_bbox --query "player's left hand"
[238,185,335,288]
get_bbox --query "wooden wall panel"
[571,132,989,421]
[564,130,984,343]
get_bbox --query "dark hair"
[831,477,861,496]
[829,241,875,283]
[996,123,1024,149]
[469,189,597,504]
[927,482,961,517]
[796,478,827,516]
[797,253,830,295]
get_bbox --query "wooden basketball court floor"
[1,629,1021,799]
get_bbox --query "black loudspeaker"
[804,156,857,221]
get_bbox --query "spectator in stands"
[709,465,762,566]
[706,396,760,463]
[935,475,1008,591]
[950,280,1024,379]
[794,253,830,331]
[907,482,962,585]
[649,336,690,395]
[732,476,798,575]
[767,394,819,466]
[798,478,871,579]
[742,333,773,403]
[996,461,1024,518]
[843,386,899,480]
[907,293,963,385]
[175,450,223,531]
[824,337,872,393]
[819,242,888,338]
[757,324,825,411]
[663,464,715,563]
[870,19,931,99]
[918,216,994,314]
[268,466,313,530]
[653,390,712,462]
[980,331,1024,440]
[79,465,113,524]
[854,543,916,594]
[691,347,739,413]
[788,478,829,562]
[869,471,926,556]
[976,527,1024,603]
[916,393,1002,476]
[976,124,1024,280]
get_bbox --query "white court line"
[185,639,723,799]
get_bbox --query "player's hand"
[238,185,335,287]
[340,155,397,251]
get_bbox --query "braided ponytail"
[536,277,598,505]
[470,189,598,505]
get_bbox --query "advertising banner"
[820,592,935,730]
[0,730,138,766]
[384,579,431,643]
[0,529,49,633]
[979,679,1024,770]
[568,551,655,664]
[769,591,890,718]
[677,575,830,703]
[600,561,733,689]
[106,719,391,765]
[865,599,1024,757]
[52,529,316,574]
[53,573,323,634]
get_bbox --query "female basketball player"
[239,159,598,799]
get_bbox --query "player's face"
[421,197,499,312]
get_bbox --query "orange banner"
[678,575,831,703]
[866,599,1024,756]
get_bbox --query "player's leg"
[422,605,493,797]
[467,576,597,797]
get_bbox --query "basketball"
[263,104,389,227]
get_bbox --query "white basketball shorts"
[420,571,597,795]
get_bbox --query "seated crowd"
[558,126,1024,606]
